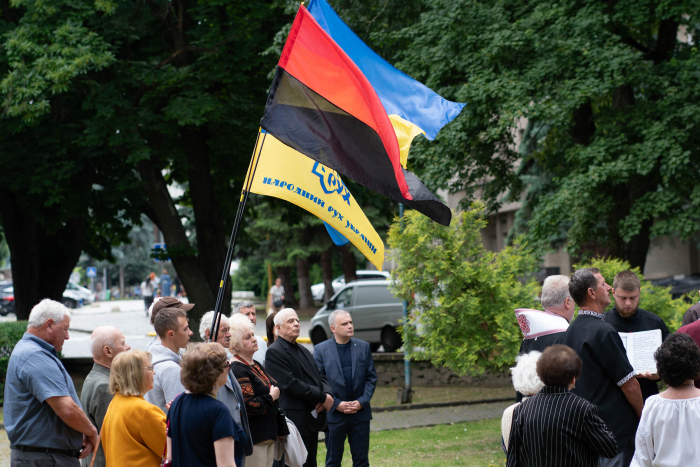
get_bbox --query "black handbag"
[276,404,290,436]
[273,297,284,308]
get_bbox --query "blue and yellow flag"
[245,131,384,271]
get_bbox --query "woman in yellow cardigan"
[102,350,167,466]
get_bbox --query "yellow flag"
[245,131,384,271]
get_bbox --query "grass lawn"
[317,418,506,466]
[372,387,515,408]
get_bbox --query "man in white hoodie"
[144,307,193,413]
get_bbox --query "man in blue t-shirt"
[5,299,99,466]
[314,310,377,467]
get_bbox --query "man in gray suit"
[314,310,377,467]
[80,326,130,467]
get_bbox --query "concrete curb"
[372,397,514,413]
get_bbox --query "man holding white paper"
[604,270,670,402]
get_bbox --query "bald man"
[79,327,130,467]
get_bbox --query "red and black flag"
[260,6,451,226]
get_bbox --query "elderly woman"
[101,350,167,467]
[501,351,544,452]
[631,333,700,467]
[229,313,281,467]
[506,345,616,467]
[166,343,241,467]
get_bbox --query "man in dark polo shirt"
[563,268,643,467]
[5,299,99,466]
[604,270,670,402]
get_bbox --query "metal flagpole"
[211,131,268,342]
[398,203,413,404]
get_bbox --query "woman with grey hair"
[229,314,281,467]
[501,351,544,452]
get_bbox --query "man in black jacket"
[603,270,670,401]
[266,308,333,467]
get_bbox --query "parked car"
[310,270,390,302]
[62,280,95,308]
[309,279,404,352]
[0,282,14,316]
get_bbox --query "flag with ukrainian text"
[259,5,453,227]
[246,130,384,271]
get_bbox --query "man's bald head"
[90,326,130,368]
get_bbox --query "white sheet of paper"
[311,409,318,419]
[618,329,662,374]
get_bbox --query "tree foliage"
[392,0,700,269]
[388,203,541,376]
[574,257,690,331]
[1,0,287,322]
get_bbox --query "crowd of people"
[506,268,700,467]
[7,266,700,466]
[4,281,377,467]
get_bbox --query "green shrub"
[0,321,28,405]
[574,258,689,332]
[388,202,541,376]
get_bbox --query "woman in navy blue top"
[166,343,243,467]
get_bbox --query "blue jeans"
[324,418,370,467]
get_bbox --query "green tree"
[388,203,541,375]
[392,0,700,270]
[574,257,690,331]
[1,0,288,328]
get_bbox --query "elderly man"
[5,299,99,466]
[145,307,193,413]
[200,310,232,350]
[314,310,377,467]
[79,326,130,467]
[515,275,574,401]
[604,270,670,401]
[563,268,643,467]
[234,301,267,365]
[266,308,333,467]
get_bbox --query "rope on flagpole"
[211,131,268,343]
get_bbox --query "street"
[2,300,313,358]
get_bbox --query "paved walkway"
[370,401,512,432]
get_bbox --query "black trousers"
[324,418,370,467]
[302,433,319,467]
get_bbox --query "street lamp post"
[397,203,413,404]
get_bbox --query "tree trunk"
[340,245,358,284]
[182,126,231,317]
[0,189,86,320]
[320,247,334,302]
[276,266,299,309]
[296,256,314,310]
[137,158,215,339]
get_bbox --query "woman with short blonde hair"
[166,343,242,467]
[101,350,167,467]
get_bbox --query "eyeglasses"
[144,366,154,371]
[220,361,232,371]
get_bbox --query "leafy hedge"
[0,321,28,405]
[574,258,690,332]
